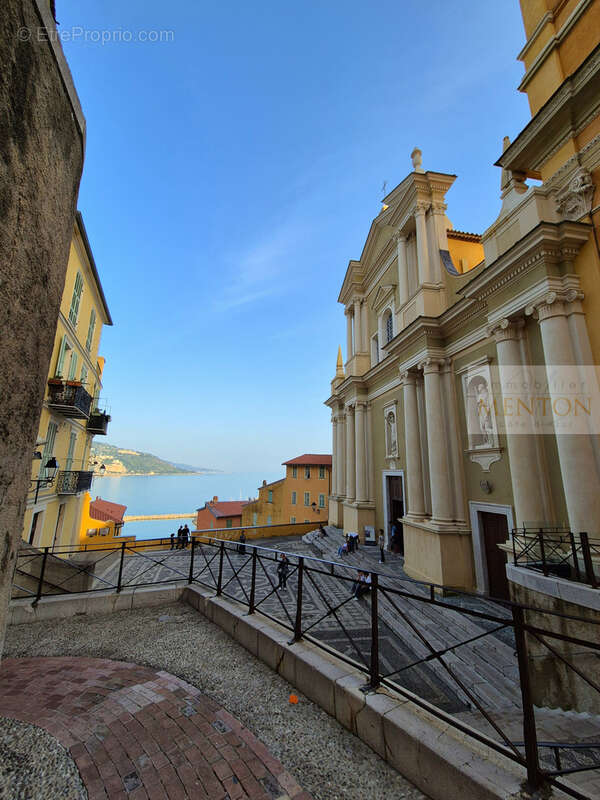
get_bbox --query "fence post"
[217,540,225,596]
[370,573,380,690]
[569,530,581,582]
[537,529,548,575]
[188,537,196,584]
[248,547,257,614]
[512,604,543,791]
[580,532,598,588]
[116,541,126,593]
[33,547,49,605]
[292,557,304,642]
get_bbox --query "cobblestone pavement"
[4,606,426,800]
[0,656,313,800]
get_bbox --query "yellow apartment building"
[242,455,332,527]
[22,212,113,550]
[326,0,600,597]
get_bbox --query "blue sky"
[59,0,531,471]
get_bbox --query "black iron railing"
[512,528,599,588]
[55,470,94,495]
[87,410,111,435]
[47,381,92,419]
[11,537,600,798]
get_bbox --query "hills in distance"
[90,442,219,476]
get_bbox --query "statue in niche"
[386,411,397,456]
[474,378,495,447]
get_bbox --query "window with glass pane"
[290,516,296,523]
[65,432,76,471]
[56,336,71,377]
[292,466,297,478]
[319,466,325,479]
[291,491,296,505]
[319,494,325,508]
[385,310,393,343]
[268,490,273,502]
[226,519,232,528]
[304,492,310,506]
[40,422,58,479]
[304,466,310,479]
[68,272,84,326]
[252,512,257,525]
[85,308,96,352]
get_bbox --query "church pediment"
[372,284,396,312]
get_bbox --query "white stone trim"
[469,501,515,595]
[506,564,600,611]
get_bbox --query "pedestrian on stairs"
[378,530,385,563]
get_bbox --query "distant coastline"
[91,442,220,478]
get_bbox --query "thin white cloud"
[213,222,305,313]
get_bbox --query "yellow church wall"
[446,237,484,274]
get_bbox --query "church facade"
[325,0,600,594]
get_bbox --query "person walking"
[176,526,183,550]
[238,530,246,555]
[276,554,289,590]
[378,529,385,563]
[170,532,175,551]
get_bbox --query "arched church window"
[385,310,393,344]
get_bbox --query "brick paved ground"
[0,657,312,800]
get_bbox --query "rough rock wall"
[0,0,84,655]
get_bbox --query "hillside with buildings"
[91,443,216,476]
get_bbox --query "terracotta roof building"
[195,496,247,531]
[242,455,332,528]
[89,497,127,523]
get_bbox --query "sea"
[92,472,281,540]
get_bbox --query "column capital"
[418,357,443,374]
[414,200,430,216]
[392,230,408,245]
[488,317,524,342]
[400,369,418,386]
[345,401,355,413]
[344,305,354,317]
[355,399,368,411]
[431,201,447,215]
[525,291,583,322]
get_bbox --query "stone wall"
[508,567,600,714]
[0,0,85,655]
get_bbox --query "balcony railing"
[47,380,92,419]
[512,528,599,588]
[87,410,111,435]
[56,470,94,495]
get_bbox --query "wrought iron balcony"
[87,410,111,435]
[56,470,94,495]
[47,380,92,419]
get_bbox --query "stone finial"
[336,345,345,378]
[411,147,424,173]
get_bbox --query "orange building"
[242,455,332,527]
[195,496,247,530]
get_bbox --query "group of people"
[337,531,359,557]
[170,524,190,550]
[350,570,371,599]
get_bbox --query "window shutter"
[85,308,96,351]
[68,351,78,380]
[56,336,68,377]
[69,272,84,326]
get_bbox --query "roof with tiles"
[89,497,127,523]
[282,454,332,466]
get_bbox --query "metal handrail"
[12,536,600,797]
